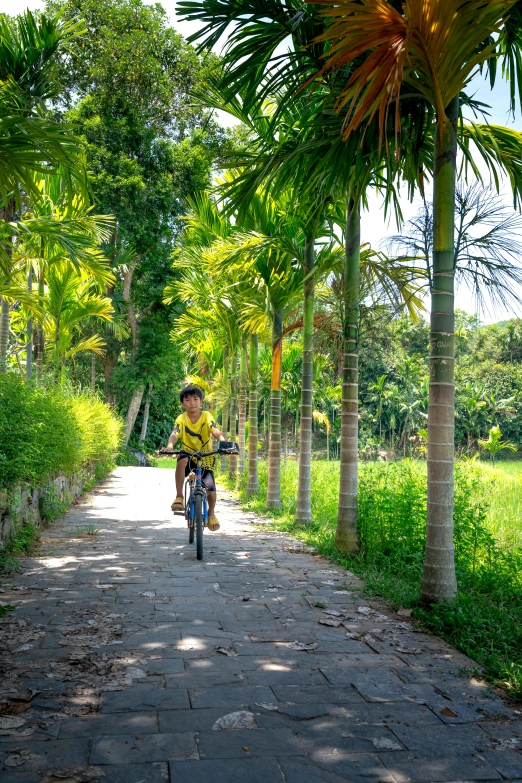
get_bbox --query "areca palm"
[43,262,113,370]
[193,47,426,538]
[6,173,113,379]
[164,198,249,478]
[312,0,522,602]
[209,184,309,507]
[0,10,86,206]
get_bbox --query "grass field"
[216,457,522,700]
[480,462,522,549]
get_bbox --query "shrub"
[0,374,122,488]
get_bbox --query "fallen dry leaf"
[395,647,423,655]
[288,641,317,651]
[216,646,238,657]
[440,706,458,718]
[0,716,26,730]
[318,618,342,627]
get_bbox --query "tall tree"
[312,0,522,602]
[47,0,225,436]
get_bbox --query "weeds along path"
[0,466,521,782]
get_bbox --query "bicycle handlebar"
[159,447,238,457]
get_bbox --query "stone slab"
[100,688,189,712]
[90,732,197,764]
[169,758,285,782]
[378,750,503,782]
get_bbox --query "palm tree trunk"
[124,384,145,446]
[26,269,33,380]
[237,335,248,488]
[420,97,459,604]
[90,354,96,390]
[247,334,259,495]
[267,309,283,509]
[36,273,45,384]
[220,404,228,472]
[336,199,360,552]
[139,382,153,445]
[295,237,315,524]
[0,298,9,374]
[0,203,14,374]
[327,428,330,461]
[228,350,238,480]
[221,348,229,472]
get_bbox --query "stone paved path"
[1,467,522,783]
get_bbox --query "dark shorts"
[177,454,216,492]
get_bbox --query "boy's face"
[182,393,202,413]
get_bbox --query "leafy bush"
[0,374,122,487]
[226,459,522,699]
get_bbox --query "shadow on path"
[0,467,521,782]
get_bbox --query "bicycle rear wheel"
[195,493,204,561]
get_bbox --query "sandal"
[207,515,220,531]
[171,496,184,512]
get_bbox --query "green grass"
[220,459,522,700]
[0,521,41,575]
[480,462,522,549]
[151,457,177,469]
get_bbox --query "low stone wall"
[0,472,89,545]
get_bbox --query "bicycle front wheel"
[195,493,204,561]
[185,483,194,544]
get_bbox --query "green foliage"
[478,426,517,462]
[40,484,70,523]
[0,374,122,487]
[225,459,522,699]
[0,520,41,574]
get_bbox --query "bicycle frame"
[186,454,209,528]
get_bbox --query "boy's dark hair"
[179,385,204,403]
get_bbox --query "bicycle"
[159,442,238,561]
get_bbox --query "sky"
[5,0,522,322]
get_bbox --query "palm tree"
[387,181,522,314]
[0,10,88,370]
[43,262,113,373]
[7,174,113,379]
[311,0,522,602]
[247,333,259,494]
[209,183,309,507]
[0,10,86,207]
[478,425,517,463]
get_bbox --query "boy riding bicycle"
[162,385,225,531]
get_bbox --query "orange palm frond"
[312,0,515,140]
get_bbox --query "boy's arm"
[165,425,180,450]
[211,426,226,442]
